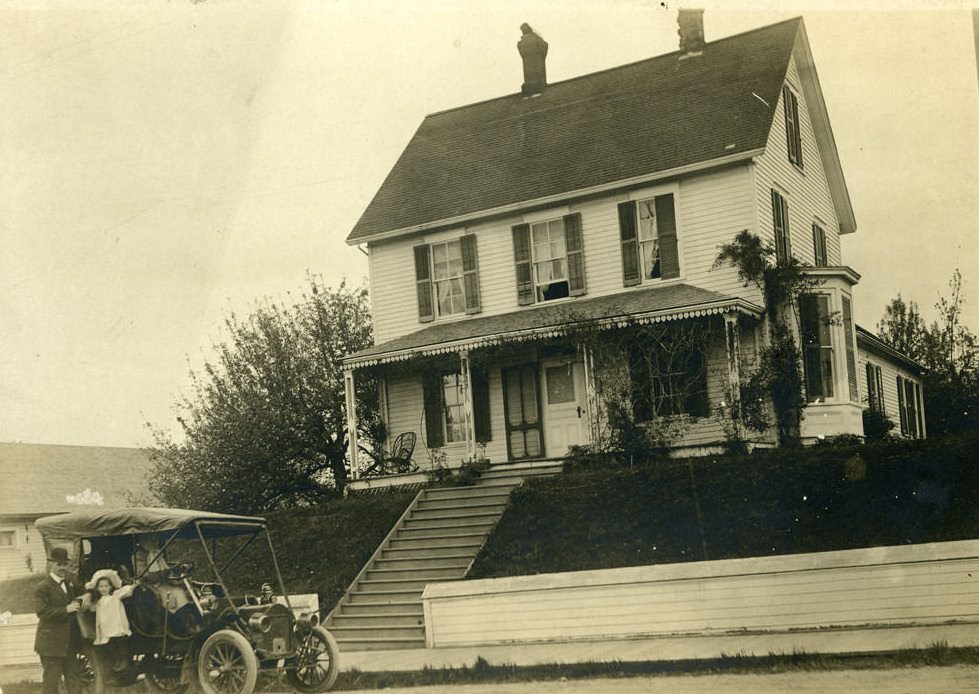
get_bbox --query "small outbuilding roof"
[0,443,153,517]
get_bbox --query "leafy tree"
[877,269,979,435]
[146,277,380,513]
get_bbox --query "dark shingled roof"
[346,283,762,365]
[348,18,801,243]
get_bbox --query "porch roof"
[345,284,762,368]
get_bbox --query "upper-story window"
[512,213,585,306]
[771,189,791,264]
[812,223,828,267]
[783,85,803,168]
[413,235,480,322]
[618,193,680,286]
[799,293,834,402]
[896,375,923,438]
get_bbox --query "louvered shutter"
[472,366,491,443]
[413,245,434,323]
[511,224,534,305]
[896,376,907,435]
[422,374,444,448]
[655,194,680,279]
[865,363,876,411]
[842,298,858,401]
[563,213,586,296]
[771,190,791,263]
[460,234,481,314]
[876,367,885,414]
[618,201,640,286]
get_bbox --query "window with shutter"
[896,376,907,435]
[621,193,680,285]
[866,363,884,413]
[783,85,804,168]
[472,366,491,443]
[513,215,588,304]
[422,371,467,448]
[418,236,482,320]
[771,190,791,264]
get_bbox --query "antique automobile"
[36,508,339,694]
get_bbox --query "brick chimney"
[518,23,548,96]
[678,9,705,56]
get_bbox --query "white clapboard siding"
[0,525,46,579]
[0,614,40,667]
[423,540,979,647]
[754,56,843,269]
[368,164,760,345]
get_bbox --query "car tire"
[196,629,258,694]
[63,645,105,694]
[144,654,189,694]
[285,626,339,692]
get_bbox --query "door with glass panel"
[503,364,543,460]
[541,358,589,457]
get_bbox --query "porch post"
[581,343,598,444]
[460,350,477,460]
[724,312,742,391]
[344,368,359,480]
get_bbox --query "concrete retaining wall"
[422,540,979,648]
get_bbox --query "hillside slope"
[469,433,979,579]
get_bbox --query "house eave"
[803,265,861,285]
[856,325,925,374]
[344,297,764,369]
[345,149,763,246]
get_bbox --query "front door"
[503,364,543,460]
[541,358,589,456]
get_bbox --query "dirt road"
[342,665,979,693]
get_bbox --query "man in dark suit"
[34,546,82,694]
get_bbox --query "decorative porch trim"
[345,297,763,369]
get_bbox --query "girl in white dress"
[83,568,137,668]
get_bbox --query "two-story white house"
[341,13,925,480]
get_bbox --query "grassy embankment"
[470,431,979,578]
[0,489,416,616]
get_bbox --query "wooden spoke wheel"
[285,627,339,692]
[196,630,258,694]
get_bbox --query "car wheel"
[197,629,258,694]
[63,645,105,694]
[285,627,339,692]
[144,654,188,694]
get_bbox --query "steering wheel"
[167,560,195,580]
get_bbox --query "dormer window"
[783,85,803,168]
[618,193,680,286]
[511,214,586,305]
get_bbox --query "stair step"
[357,577,453,592]
[416,494,511,510]
[382,542,483,557]
[347,589,424,604]
[329,613,424,628]
[388,534,485,549]
[365,567,466,581]
[480,467,561,480]
[401,514,497,528]
[372,555,473,570]
[331,625,426,641]
[335,637,426,652]
[396,523,493,539]
[422,486,516,501]
[336,602,423,616]
[408,507,504,521]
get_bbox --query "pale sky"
[1,0,977,448]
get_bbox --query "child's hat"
[85,568,122,591]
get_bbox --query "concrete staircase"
[325,460,563,652]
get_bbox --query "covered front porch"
[343,285,765,488]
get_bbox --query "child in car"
[83,568,138,669]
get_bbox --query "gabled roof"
[0,443,154,517]
[345,283,763,367]
[348,18,804,244]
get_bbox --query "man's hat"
[48,547,70,564]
